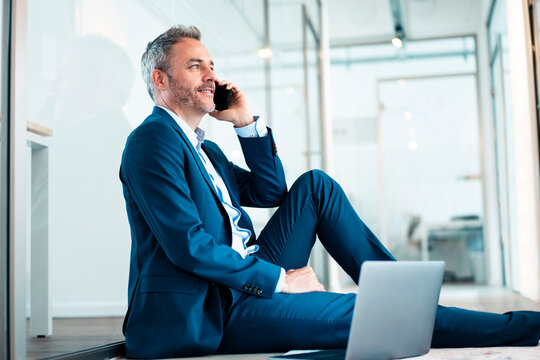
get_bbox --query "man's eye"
[190,64,199,69]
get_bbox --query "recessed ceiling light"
[392,37,403,48]
[257,47,273,58]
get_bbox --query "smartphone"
[213,82,232,111]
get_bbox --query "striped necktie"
[196,146,259,258]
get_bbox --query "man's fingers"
[216,79,234,91]
[287,266,312,273]
[282,266,325,294]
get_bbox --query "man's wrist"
[234,116,267,138]
[233,114,255,128]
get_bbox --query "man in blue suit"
[120,25,540,358]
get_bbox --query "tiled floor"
[30,285,540,359]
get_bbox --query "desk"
[26,121,52,337]
[420,220,485,283]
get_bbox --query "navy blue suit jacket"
[120,107,287,358]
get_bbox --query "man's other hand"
[281,266,325,293]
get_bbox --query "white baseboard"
[53,302,127,317]
[26,302,127,318]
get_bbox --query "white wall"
[506,0,540,301]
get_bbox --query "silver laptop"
[272,261,444,360]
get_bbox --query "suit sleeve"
[121,122,281,298]
[234,128,288,207]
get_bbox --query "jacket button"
[257,289,263,295]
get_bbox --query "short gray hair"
[141,25,201,102]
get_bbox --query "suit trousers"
[217,170,540,353]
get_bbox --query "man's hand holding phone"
[210,80,254,128]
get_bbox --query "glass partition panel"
[305,6,322,170]
[488,0,518,288]
[25,0,323,357]
[270,1,309,183]
[491,36,517,288]
[330,36,482,287]
[378,75,484,283]
[24,0,282,357]
[0,0,8,357]
[26,0,140,356]
[331,37,476,236]
[268,0,324,280]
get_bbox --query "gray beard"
[169,76,215,113]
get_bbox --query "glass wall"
[0,0,8,358]
[269,0,322,182]
[267,0,326,280]
[488,0,518,288]
[330,36,485,285]
[378,74,483,282]
[23,0,322,357]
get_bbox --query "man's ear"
[151,69,168,92]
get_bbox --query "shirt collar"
[158,105,205,150]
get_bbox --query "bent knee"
[301,169,330,181]
[293,170,334,190]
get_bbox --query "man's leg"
[218,298,540,353]
[218,171,386,353]
[217,291,355,353]
[254,169,394,282]
[220,170,540,352]
[255,170,539,348]
[218,170,391,353]
[432,306,540,347]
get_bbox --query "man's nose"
[203,67,217,83]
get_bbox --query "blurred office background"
[1,0,540,358]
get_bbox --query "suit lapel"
[153,107,222,205]
[201,142,241,209]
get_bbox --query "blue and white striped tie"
[196,147,259,258]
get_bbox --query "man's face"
[164,38,217,114]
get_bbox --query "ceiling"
[140,0,493,55]
[327,0,489,47]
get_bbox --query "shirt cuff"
[275,267,286,293]
[234,116,268,138]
